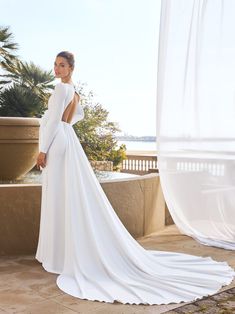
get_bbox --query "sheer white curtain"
[157,0,235,250]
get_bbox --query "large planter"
[0,117,40,181]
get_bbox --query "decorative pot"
[0,117,40,181]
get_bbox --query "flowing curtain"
[157,0,235,250]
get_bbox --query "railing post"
[121,153,158,175]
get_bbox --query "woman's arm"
[39,83,67,154]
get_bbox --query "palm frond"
[0,84,45,117]
[0,26,19,65]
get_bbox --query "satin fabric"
[36,83,234,305]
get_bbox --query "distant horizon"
[117,137,157,152]
[115,134,156,140]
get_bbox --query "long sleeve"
[39,83,67,153]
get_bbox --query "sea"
[117,140,157,152]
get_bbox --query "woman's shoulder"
[53,82,72,97]
[54,82,68,90]
[55,82,75,93]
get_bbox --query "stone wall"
[0,185,41,255]
[165,203,174,225]
[0,173,168,256]
[100,174,166,239]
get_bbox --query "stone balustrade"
[121,152,158,175]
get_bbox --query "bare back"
[61,92,80,124]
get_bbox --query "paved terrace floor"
[0,225,234,314]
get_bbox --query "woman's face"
[54,56,73,79]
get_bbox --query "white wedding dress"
[35,82,234,305]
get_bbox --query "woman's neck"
[61,76,73,84]
[61,79,73,85]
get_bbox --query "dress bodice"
[39,82,84,153]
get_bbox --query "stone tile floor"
[0,225,234,314]
[164,287,235,313]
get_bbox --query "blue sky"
[1,0,161,136]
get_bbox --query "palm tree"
[0,25,54,114]
[0,25,55,116]
[0,61,54,117]
[0,26,18,69]
[0,83,45,117]
[0,60,54,103]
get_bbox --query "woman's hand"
[36,152,47,169]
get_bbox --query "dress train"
[36,83,234,305]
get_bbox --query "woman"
[36,51,234,305]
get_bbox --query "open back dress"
[35,82,234,305]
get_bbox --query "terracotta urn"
[0,117,40,181]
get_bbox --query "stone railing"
[121,152,158,175]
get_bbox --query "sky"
[0,0,161,136]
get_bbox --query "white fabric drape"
[157,0,235,250]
